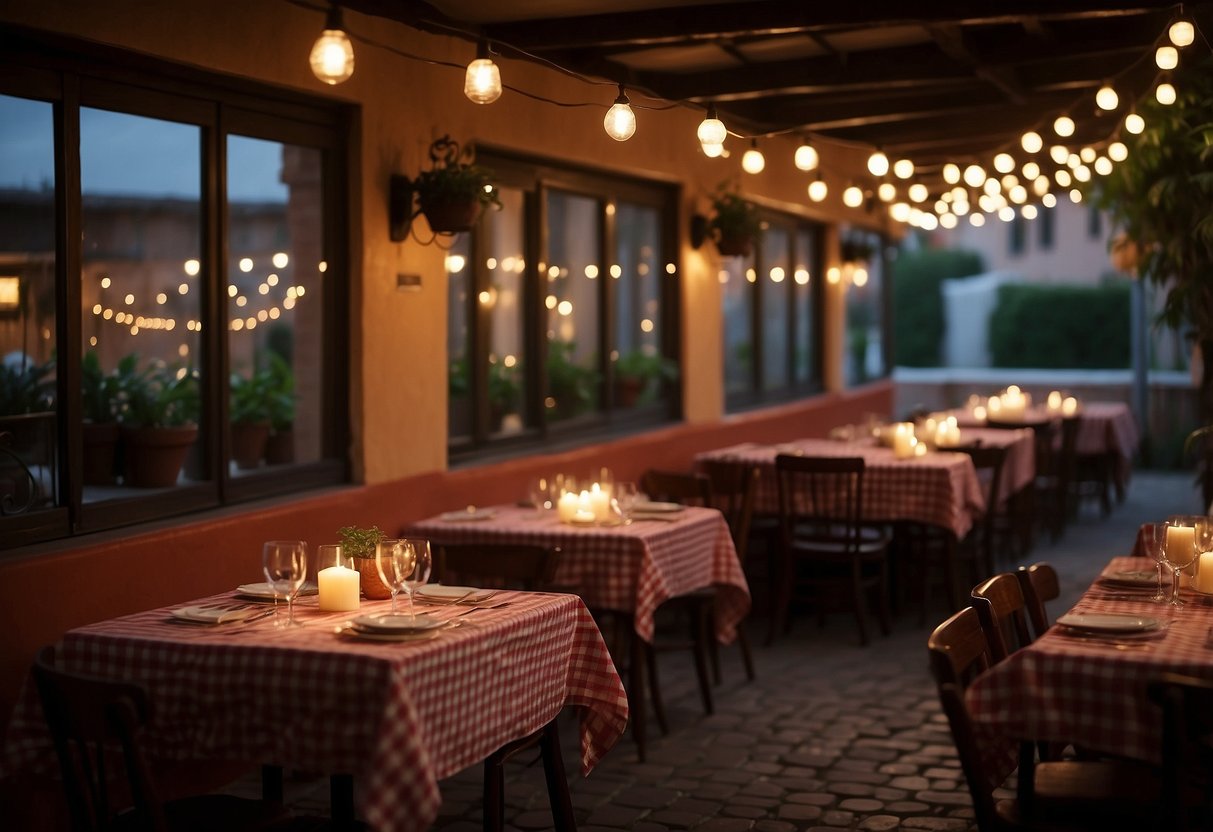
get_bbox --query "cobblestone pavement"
[265,471,1199,831]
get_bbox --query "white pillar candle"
[572,509,596,524]
[589,483,612,521]
[1062,396,1078,416]
[1047,390,1062,412]
[318,565,361,611]
[1195,552,1213,593]
[892,423,915,458]
[557,491,580,523]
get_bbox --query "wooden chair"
[772,454,891,646]
[955,443,1010,576]
[31,645,292,832]
[429,543,573,832]
[697,459,759,683]
[1015,562,1060,641]
[970,573,1034,663]
[1148,672,1213,832]
[927,609,1159,832]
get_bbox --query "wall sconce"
[0,276,19,316]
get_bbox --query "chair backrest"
[774,454,865,549]
[926,608,1001,831]
[640,469,712,507]
[954,444,1008,513]
[32,645,169,832]
[987,416,1060,481]
[970,572,1034,662]
[698,460,760,561]
[1015,562,1060,640]
[1148,672,1213,831]
[433,543,561,590]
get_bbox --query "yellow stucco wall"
[0,0,882,483]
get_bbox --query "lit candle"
[1167,524,1197,573]
[893,423,916,459]
[572,508,596,524]
[1196,552,1213,593]
[318,564,360,611]
[1047,390,1063,412]
[914,439,927,457]
[1062,396,1078,416]
[589,482,612,521]
[557,491,580,523]
[973,405,987,422]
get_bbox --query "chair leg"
[627,625,647,762]
[690,605,714,716]
[850,560,870,647]
[539,719,577,832]
[875,560,892,637]
[644,641,669,735]
[766,549,792,645]
[482,755,505,832]
[736,624,756,681]
[707,611,722,685]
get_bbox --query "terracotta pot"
[420,197,481,234]
[264,429,295,465]
[82,421,120,485]
[121,425,198,488]
[231,421,270,470]
[616,377,646,408]
[716,233,752,257]
[354,558,393,599]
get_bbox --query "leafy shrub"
[988,282,1130,368]
[891,249,984,367]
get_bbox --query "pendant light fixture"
[603,84,636,141]
[309,4,355,85]
[794,140,819,171]
[464,43,502,104]
[697,104,727,155]
[741,139,765,174]
[1169,18,1195,47]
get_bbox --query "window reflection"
[546,190,600,421]
[482,186,526,435]
[613,202,669,408]
[762,226,790,390]
[721,254,753,395]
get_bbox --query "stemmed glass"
[376,538,432,620]
[528,476,552,510]
[262,540,308,627]
[614,481,638,523]
[1141,523,1167,602]
[1162,518,1200,607]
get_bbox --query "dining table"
[407,503,750,760]
[966,555,1211,778]
[1,587,628,832]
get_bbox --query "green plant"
[121,362,199,428]
[545,340,598,420]
[988,283,1131,369]
[708,181,761,242]
[488,360,520,415]
[81,351,136,424]
[412,134,502,210]
[338,525,384,559]
[0,357,54,416]
[891,248,985,367]
[615,349,677,383]
[1090,56,1213,422]
[263,353,295,433]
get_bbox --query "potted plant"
[708,181,761,257]
[0,356,55,505]
[119,362,199,488]
[487,360,520,432]
[262,354,296,465]
[545,340,598,421]
[338,525,391,599]
[411,135,502,234]
[614,348,677,407]
[229,370,272,470]
[80,351,135,485]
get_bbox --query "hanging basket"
[716,233,753,257]
[419,196,482,234]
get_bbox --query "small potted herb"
[119,361,200,488]
[411,135,502,234]
[614,349,677,407]
[338,525,391,599]
[263,353,296,465]
[708,181,761,257]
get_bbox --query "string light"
[1125,112,1145,134]
[942,163,961,184]
[893,158,914,179]
[1021,131,1043,153]
[1053,115,1075,137]
[1170,19,1195,47]
[697,104,727,154]
[866,150,889,177]
[1156,45,1179,70]
[794,140,819,171]
[603,85,636,141]
[877,182,896,202]
[842,184,864,208]
[1108,141,1128,162]
[993,153,1015,174]
[464,43,502,104]
[1095,84,1119,110]
[908,183,929,203]
[309,4,355,85]
[742,139,765,174]
[1022,161,1040,180]
[963,164,985,187]
[1049,145,1069,164]
[1156,82,1177,105]
[807,176,827,202]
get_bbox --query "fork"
[457,602,512,616]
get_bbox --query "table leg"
[540,719,577,832]
[629,624,647,762]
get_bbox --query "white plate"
[1099,570,1157,587]
[236,581,318,600]
[170,605,273,625]
[416,585,496,604]
[1056,612,1161,634]
[632,501,684,514]
[337,627,442,643]
[439,507,496,522]
[351,612,445,633]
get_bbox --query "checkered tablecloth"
[967,556,1213,772]
[950,401,1138,460]
[695,438,986,539]
[408,505,750,644]
[1,591,628,832]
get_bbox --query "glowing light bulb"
[807,178,828,202]
[1094,156,1113,175]
[1170,19,1195,47]
[963,164,985,187]
[867,150,889,177]
[1042,192,1057,208]
[1049,144,1069,164]
[1108,141,1128,162]
[1156,83,1176,105]
[993,153,1015,174]
[604,87,636,141]
[1021,131,1043,154]
[464,54,502,104]
[842,185,864,208]
[908,183,929,203]
[702,142,724,158]
[969,213,986,227]
[1022,161,1040,180]
[893,158,914,179]
[942,163,960,184]
[890,202,911,222]
[1096,84,1119,110]
[1125,113,1145,134]
[1053,115,1075,137]
[1069,189,1083,203]
[878,182,896,202]
[309,6,354,85]
[794,141,819,171]
[1155,46,1179,70]
[698,104,727,149]
[742,141,765,174]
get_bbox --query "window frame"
[448,150,681,462]
[0,26,352,550]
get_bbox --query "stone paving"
[261,471,1200,831]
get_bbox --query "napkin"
[171,605,271,624]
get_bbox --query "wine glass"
[262,540,308,627]
[614,481,639,522]
[1141,523,1167,602]
[1162,518,1199,606]
[376,538,432,619]
[528,475,551,510]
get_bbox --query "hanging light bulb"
[867,150,889,177]
[963,164,986,187]
[1069,189,1083,204]
[697,103,727,153]
[1108,141,1128,162]
[807,176,828,202]
[1170,18,1195,47]
[993,153,1015,174]
[604,85,636,141]
[878,182,896,202]
[1021,131,1043,153]
[794,140,819,171]
[1124,112,1145,134]
[1156,45,1179,70]
[1095,84,1119,111]
[892,159,914,179]
[1156,82,1177,105]
[1094,156,1113,176]
[1022,161,1040,180]
[1049,144,1069,164]
[464,43,502,104]
[742,139,765,174]
[890,202,911,223]
[1079,146,1097,163]
[702,142,725,158]
[908,182,929,203]
[309,4,355,85]
[1042,192,1057,208]
[842,184,864,208]
[1053,115,1075,137]
[1033,175,1050,196]
[942,163,961,184]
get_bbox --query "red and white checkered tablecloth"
[950,400,1138,461]
[695,438,986,540]
[1,591,627,832]
[967,556,1213,773]
[408,505,750,644]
